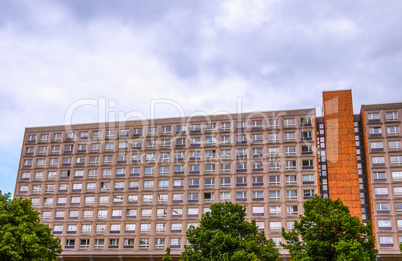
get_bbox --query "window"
[173,179,184,188]
[53,225,63,234]
[369,127,382,136]
[220,192,230,202]
[285,161,297,170]
[251,206,264,216]
[132,140,142,149]
[81,224,92,234]
[379,236,393,247]
[304,189,314,199]
[205,178,215,188]
[189,178,199,188]
[143,180,154,190]
[252,134,263,143]
[302,160,314,169]
[250,176,262,186]
[23,159,32,167]
[171,223,182,233]
[124,238,134,248]
[394,187,402,197]
[268,147,279,156]
[176,125,186,134]
[268,119,278,128]
[286,190,297,200]
[221,149,231,159]
[236,135,247,144]
[372,156,385,166]
[205,137,216,145]
[286,175,297,185]
[32,185,41,193]
[269,161,279,171]
[83,210,93,219]
[270,206,281,216]
[389,141,401,151]
[221,122,231,131]
[159,180,169,189]
[391,156,402,166]
[236,163,247,172]
[303,174,314,184]
[155,238,165,248]
[270,222,282,232]
[392,171,402,181]
[256,222,264,232]
[221,177,231,187]
[142,209,152,218]
[189,165,200,173]
[371,141,383,151]
[119,129,129,137]
[287,205,298,216]
[373,172,386,182]
[96,224,106,233]
[130,167,140,176]
[204,192,215,202]
[301,117,311,126]
[74,170,84,178]
[67,224,77,233]
[109,238,119,248]
[127,195,138,204]
[386,111,398,121]
[236,191,247,201]
[92,130,102,139]
[252,191,264,201]
[236,177,247,187]
[221,163,231,173]
[188,193,199,202]
[221,135,231,145]
[284,132,296,142]
[269,176,280,185]
[189,151,201,160]
[205,164,215,173]
[170,238,181,248]
[127,209,137,218]
[284,118,295,127]
[98,210,107,219]
[51,145,60,154]
[70,196,80,205]
[158,194,168,204]
[377,203,390,214]
[129,181,139,190]
[143,195,153,204]
[387,126,400,136]
[174,165,185,174]
[65,239,75,249]
[375,187,388,197]
[157,208,168,218]
[125,224,136,232]
[368,113,380,121]
[187,208,199,217]
[301,145,313,154]
[173,194,183,203]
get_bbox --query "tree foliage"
[181,202,279,261]
[0,192,62,260]
[281,195,377,261]
[163,247,173,261]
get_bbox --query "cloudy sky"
[1,0,402,195]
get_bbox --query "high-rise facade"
[14,90,402,260]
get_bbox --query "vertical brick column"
[323,90,362,219]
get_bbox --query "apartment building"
[13,90,402,260]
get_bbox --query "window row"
[26,117,313,142]
[41,204,302,222]
[21,157,316,173]
[369,126,401,137]
[371,155,402,167]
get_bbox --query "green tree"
[163,247,173,261]
[281,195,377,261]
[181,202,279,261]
[0,192,62,260]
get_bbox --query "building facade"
[14,90,402,260]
